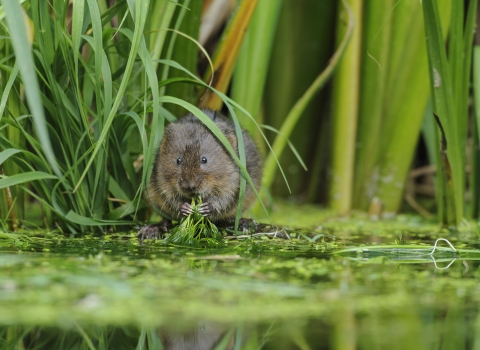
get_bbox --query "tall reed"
[326,0,453,216]
[329,0,363,213]
[0,1,194,231]
[2,0,479,232]
[422,0,477,225]
[0,0,269,232]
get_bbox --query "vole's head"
[157,118,239,200]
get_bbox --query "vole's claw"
[180,202,193,216]
[198,202,212,216]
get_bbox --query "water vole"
[139,110,262,239]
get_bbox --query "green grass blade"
[422,0,463,224]
[145,329,164,350]
[0,171,57,190]
[224,107,247,232]
[108,176,130,202]
[2,0,61,176]
[65,210,131,226]
[38,0,54,66]
[471,116,480,218]
[260,124,307,171]
[0,63,19,122]
[72,1,94,139]
[136,329,147,350]
[473,45,480,217]
[114,27,161,179]
[86,0,104,125]
[214,329,235,350]
[150,0,177,71]
[448,0,464,122]
[73,0,149,192]
[159,0,191,99]
[0,149,21,166]
[71,0,85,60]
[0,0,26,20]
[462,0,478,218]
[164,0,201,117]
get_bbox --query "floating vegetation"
[165,196,224,248]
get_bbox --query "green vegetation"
[0,207,479,348]
[330,0,454,215]
[0,0,268,234]
[422,0,478,225]
[0,0,479,233]
[165,196,223,247]
[2,1,480,346]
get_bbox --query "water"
[1,214,480,349]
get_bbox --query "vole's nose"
[185,185,197,193]
[179,176,202,194]
[179,179,198,193]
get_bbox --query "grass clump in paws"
[166,196,224,248]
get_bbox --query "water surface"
[1,210,479,349]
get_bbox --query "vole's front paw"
[180,202,193,216]
[217,218,257,233]
[198,202,212,216]
[138,225,161,240]
[237,218,257,233]
[138,220,171,240]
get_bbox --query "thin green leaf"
[2,0,61,176]
[422,0,464,224]
[0,63,19,122]
[65,210,132,226]
[150,0,177,71]
[0,171,57,190]
[260,124,307,171]
[0,149,22,166]
[73,0,150,192]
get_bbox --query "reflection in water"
[159,321,236,350]
[0,322,242,350]
[2,306,480,350]
[2,235,480,349]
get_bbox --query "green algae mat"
[1,205,480,349]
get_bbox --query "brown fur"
[148,110,262,222]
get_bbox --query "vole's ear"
[225,130,237,150]
[163,124,174,139]
[164,123,181,142]
[211,121,235,148]
[214,121,235,148]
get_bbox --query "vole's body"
[145,110,261,235]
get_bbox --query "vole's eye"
[201,157,207,164]
[176,158,181,165]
